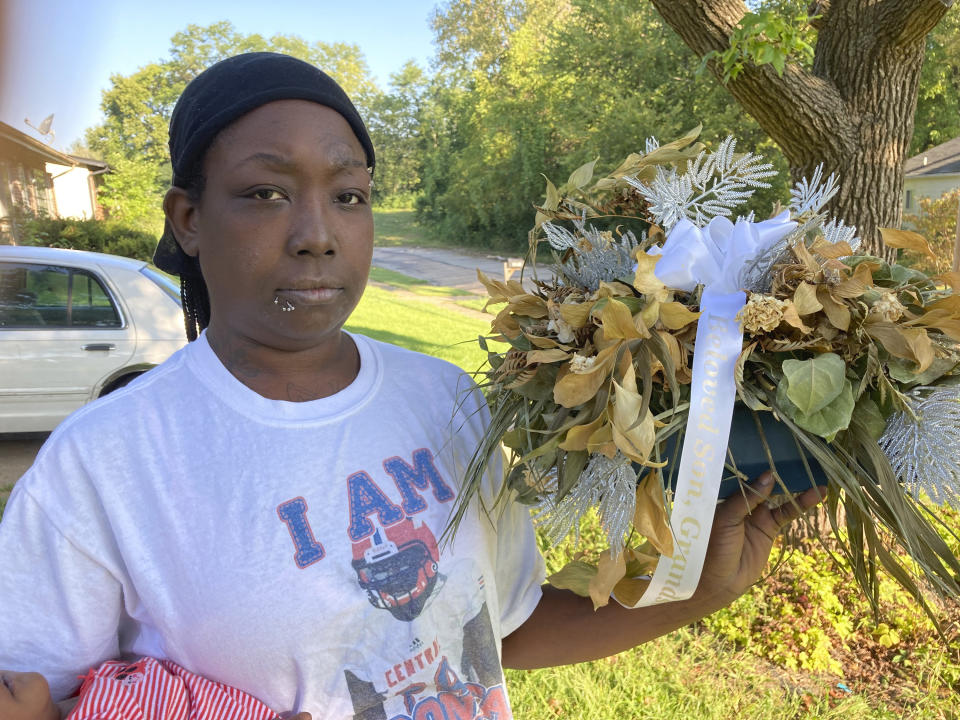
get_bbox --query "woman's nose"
[287,195,335,256]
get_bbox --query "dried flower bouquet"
[454,127,960,618]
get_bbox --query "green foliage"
[17,217,157,262]
[0,481,12,516]
[706,526,960,694]
[904,188,960,275]
[911,9,960,154]
[529,504,960,715]
[506,624,913,719]
[84,21,379,230]
[367,62,428,206]
[416,0,791,251]
[701,8,817,82]
[776,354,855,441]
[95,155,167,235]
[430,0,529,76]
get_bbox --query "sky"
[0,0,439,151]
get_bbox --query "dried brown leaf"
[553,345,619,408]
[880,227,937,260]
[601,298,647,341]
[817,286,851,331]
[633,472,674,557]
[589,550,627,610]
[659,302,701,330]
[793,281,823,316]
[527,348,571,364]
[781,301,814,334]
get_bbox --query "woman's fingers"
[770,486,827,529]
[718,471,775,525]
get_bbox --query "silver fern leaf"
[879,386,960,503]
[534,451,638,557]
[789,164,839,217]
[625,136,776,231]
[545,217,641,292]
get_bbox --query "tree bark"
[650,0,954,257]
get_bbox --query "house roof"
[0,121,108,171]
[905,136,960,177]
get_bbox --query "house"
[0,121,108,242]
[904,136,960,213]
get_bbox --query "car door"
[0,261,136,432]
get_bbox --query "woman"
[0,53,823,720]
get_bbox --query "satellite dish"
[24,114,56,144]
[38,114,54,135]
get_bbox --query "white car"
[0,245,186,433]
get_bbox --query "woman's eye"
[337,191,365,206]
[251,188,284,201]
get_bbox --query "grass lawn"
[345,283,495,373]
[373,208,452,248]
[0,481,12,514]
[506,628,899,720]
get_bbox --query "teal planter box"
[663,406,828,499]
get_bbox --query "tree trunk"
[953,192,960,272]
[650,0,954,258]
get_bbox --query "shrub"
[904,188,959,274]
[15,217,158,262]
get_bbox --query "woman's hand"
[691,471,826,612]
[0,671,60,720]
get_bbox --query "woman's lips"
[277,287,342,304]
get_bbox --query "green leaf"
[514,363,559,401]
[771,54,787,76]
[542,174,560,211]
[777,380,854,442]
[556,449,589,501]
[566,157,599,190]
[782,353,847,415]
[854,394,887,442]
[886,356,958,386]
[548,560,597,597]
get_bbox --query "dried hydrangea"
[547,304,576,344]
[868,291,906,323]
[737,294,787,334]
[569,354,598,374]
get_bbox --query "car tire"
[100,372,142,397]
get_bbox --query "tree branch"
[650,0,852,165]
[876,0,953,46]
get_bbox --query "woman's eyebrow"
[235,151,366,174]
[235,152,296,171]
[329,154,368,172]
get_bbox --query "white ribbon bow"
[648,211,797,294]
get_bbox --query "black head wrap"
[153,51,375,275]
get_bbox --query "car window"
[0,262,121,328]
[140,266,182,307]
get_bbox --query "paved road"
[0,246,520,484]
[372,246,523,294]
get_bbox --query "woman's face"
[174,99,374,355]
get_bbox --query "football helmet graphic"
[351,517,441,622]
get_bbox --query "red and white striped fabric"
[68,658,278,720]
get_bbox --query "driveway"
[0,433,48,491]
[372,246,526,294]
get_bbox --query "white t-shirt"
[0,332,545,719]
